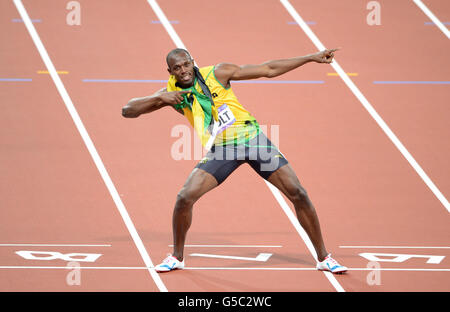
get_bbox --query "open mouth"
[181,74,192,82]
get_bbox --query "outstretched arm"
[214,48,338,88]
[122,88,189,118]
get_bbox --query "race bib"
[215,103,236,134]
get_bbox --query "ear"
[167,67,172,75]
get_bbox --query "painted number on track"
[15,250,102,262]
[359,252,445,264]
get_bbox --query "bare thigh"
[267,164,308,203]
[177,168,219,205]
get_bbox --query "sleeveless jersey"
[167,65,260,147]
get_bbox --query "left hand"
[312,48,339,64]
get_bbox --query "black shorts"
[195,132,289,185]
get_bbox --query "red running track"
[1,0,449,292]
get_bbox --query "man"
[122,48,347,274]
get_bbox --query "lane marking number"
[359,252,445,264]
[15,250,102,262]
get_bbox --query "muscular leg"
[172,168,218,261]
[267,164,328,261]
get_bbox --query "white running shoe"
[316,254,347,274]
[155,254,185,273]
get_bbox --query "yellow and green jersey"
[167,65,260,147]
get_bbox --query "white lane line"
[280,0,450,213]
[146,0,218,151]
[169,245,283,248]
[1,266,448,272]
[13,0,167,292]
[0,244,111,247]
[146,0,186,49]
[413,0,450,39]
[190,253,273,262]
[146,0,344,292]
[265,183,317,258]
[187,267,450,272]
[340,246,450,249]
[265,181,345,292]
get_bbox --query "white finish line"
[189,253,273,262]
[340,246,450,249]
[169,245,282,248]
[0,266,448,272]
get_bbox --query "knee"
[288,185,310,206]
[175,189,196,210]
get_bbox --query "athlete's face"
[167,53,195,88]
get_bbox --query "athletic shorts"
[195,132,289,185]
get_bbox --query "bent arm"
[122,88,188,118]
[122,88,167,118]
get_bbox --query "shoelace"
[325,255,338,265]
[163,254,174,263]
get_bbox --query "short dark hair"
[166,48,191,68]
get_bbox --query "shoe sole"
[317,268,347,274]
[155,267,184,273]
